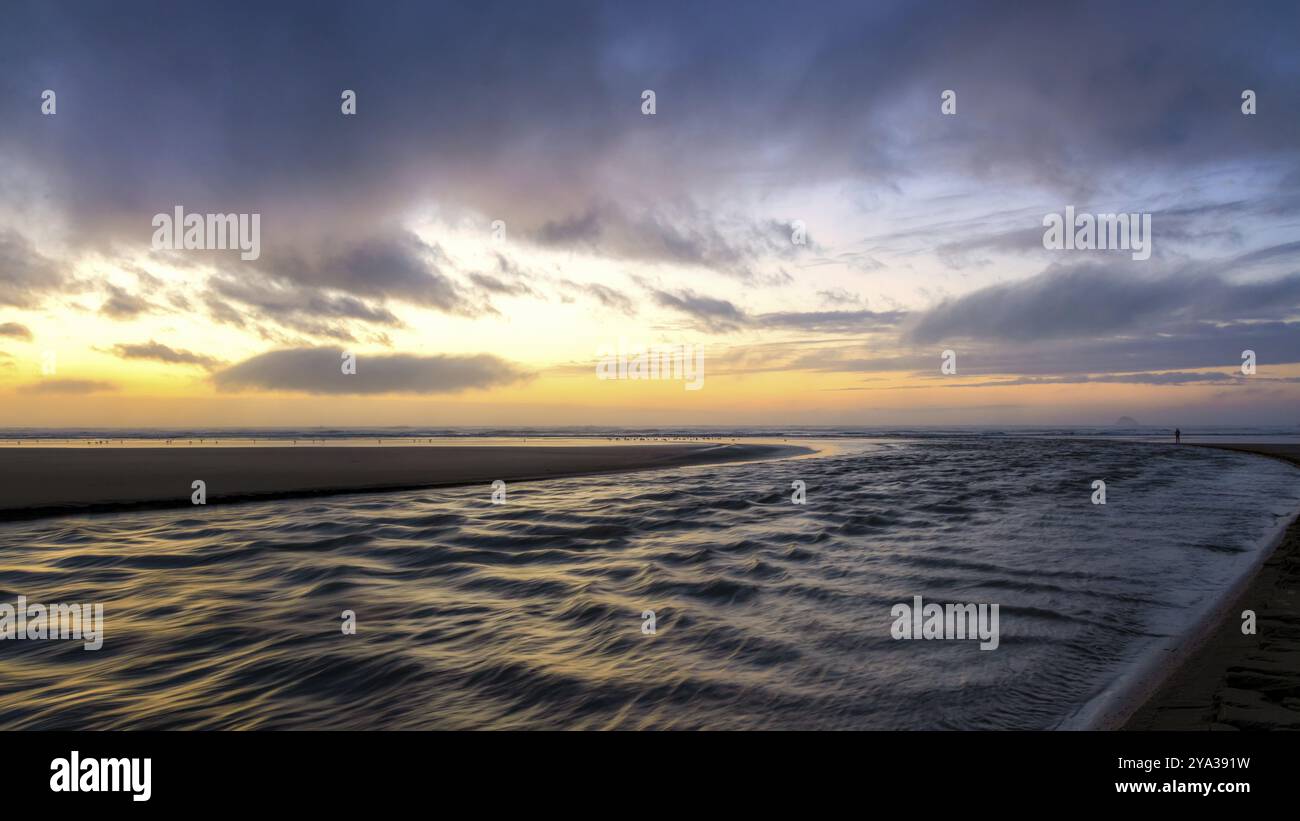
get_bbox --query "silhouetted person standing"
[1175,427,1181,444]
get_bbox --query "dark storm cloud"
[5,0,1294,263]
[4,0,1299,423]
[248,231,475,315]
[907,264,1300,344]
[897,255,1300,377]
[212,347,531,395]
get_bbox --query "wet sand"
[0,442,811,521]
[1124,443,1300,730]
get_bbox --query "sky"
[1,0,1298,428]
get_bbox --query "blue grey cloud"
[111,340,223,370]
[907,264,1300,344]
[4,0,1296,256]
[212,347,531,395]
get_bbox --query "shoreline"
[0,442,812,522]
[1117,443,1300,731]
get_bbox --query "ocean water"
[4,423,1299,443]
[0,437,1296,729]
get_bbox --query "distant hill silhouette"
[1115,416,1140,426]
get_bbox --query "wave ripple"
[0,438,1296,729]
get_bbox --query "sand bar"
[1123,443,1300,730]
[0,442,811,521]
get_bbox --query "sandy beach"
[1124,443,1300,730]
[0,442,810,521]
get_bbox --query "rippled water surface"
[1,438,1297,729]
